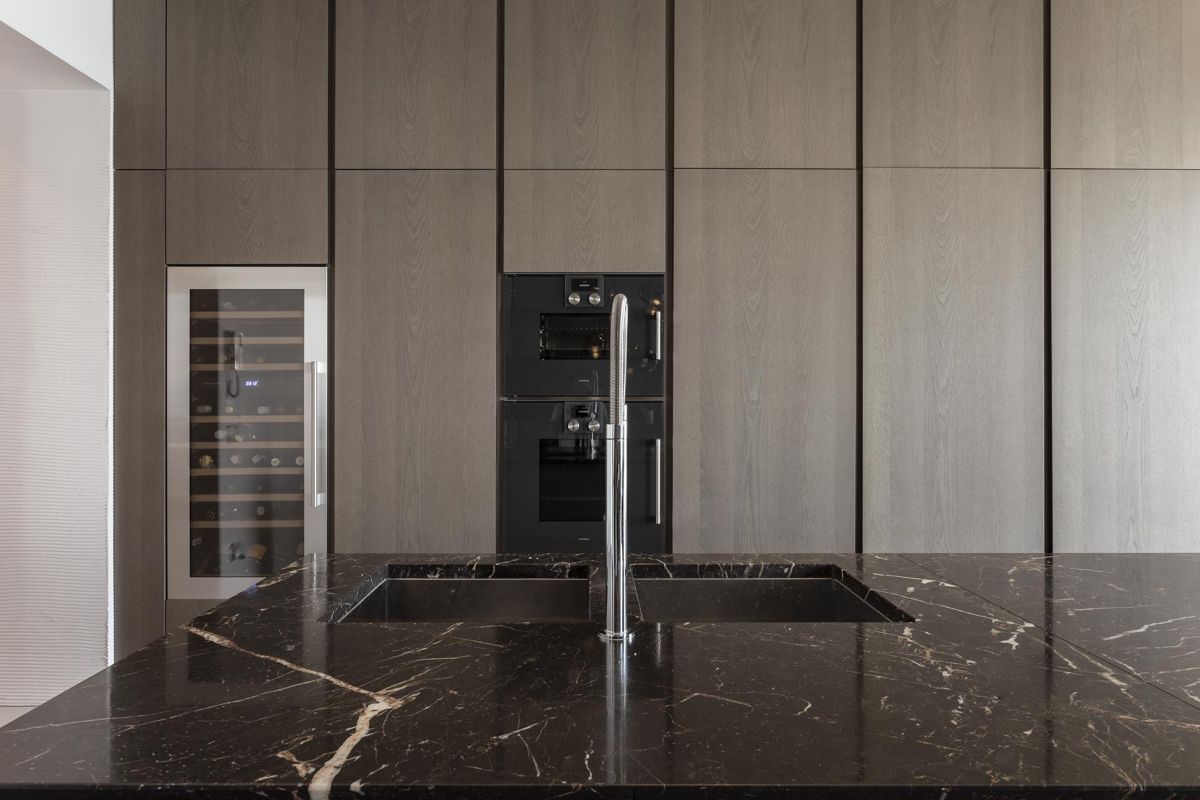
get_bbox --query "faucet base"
[599,630,634,644]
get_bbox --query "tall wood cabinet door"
[863,169,1045,552]
[115,0,165,168]
[334,171,497,553]
[166,0,328,168]
[674,0,856,168]
[505,0,666,168]
[863,0,1043,168]
[673,170,857,552]
[1053,170,1200,551]
[114,170,166,657]
[1052,0,1200,168]
[336,0,497,168]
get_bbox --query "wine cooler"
[167,267,328,600]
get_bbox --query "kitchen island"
[2,552,1200,798]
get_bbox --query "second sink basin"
[341,576,591,623]
[634,569,912,624]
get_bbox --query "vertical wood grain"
[115,172,167,657]
[1052,0,1200,168]
[1053,170,1200,551]
[336,0,497,168]
[334,171,497,553]
[674,0,856,168]
[165,170,328,264]
[505,0,666,168]
[503,170,666,272]
[166,0,328,168]
[673,170,857,552]
[863,0,1043,168]
[863,169,1045,552]
[114,0,166,168]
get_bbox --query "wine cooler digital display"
[167,267,328,600]
[188,289,306,578]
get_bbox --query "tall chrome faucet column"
[601,294,631,642]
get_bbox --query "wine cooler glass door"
[167,267,328,600]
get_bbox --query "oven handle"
[654,438,663,525]
[649,308,663,361]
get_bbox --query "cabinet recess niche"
[673,170,857,552]
[675,0,856,168]
[505,0,666,168]
[864,0,1043,167]
[864,169,1045,552]
[335,172,497,553]
[167,0,328,168]
[337,0,497,168]
[1053,170,1200,551]
[1052,0,1200,168]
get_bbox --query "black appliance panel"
[502,401,664,554]
[502,274,664,397]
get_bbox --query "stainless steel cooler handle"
[650,309,663,361]
[654,438,663,525]
[309,361,327,507]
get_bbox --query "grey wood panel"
[1052,0,1200,168]
[1053,170,1200,551]
[114,170,166,658]
[504,170,666,273]
[673,170,857,552]
[165,170,328,264]
[114,0,165,168]
[336,0,497,168]
[166,0,328,168]
[505,0,666,168]
[863,168,1044,553]
[863,0,1043,168]
[674,0,856,168]
[334,171,497,553]
[166,600,217,630]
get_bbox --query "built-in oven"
[501,400,664,553]
[502,274,665,398]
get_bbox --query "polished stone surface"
[2,553,1200,798]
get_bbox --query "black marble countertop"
[3,553,1200,799]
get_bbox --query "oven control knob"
[567,418,581,432]
[588,419,601,433]
[588,291,602,306]
[567,292,581,306]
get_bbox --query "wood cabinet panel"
[166,0,328,168]
[1052,0,1200,168]
[165,170,328,264]
[673,170,857,552]
[505,0,666,168]
[336,0,497,168]
[114,170,166,657]
[114,0,165,168]
[1053,170,1200,551]
[863,169,1044,552]
[864,0,1043,168]
[334,171,497,553]
[674,0,855,168]
[504,170,665,272]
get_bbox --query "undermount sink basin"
[340,576,591,623]
[633,570,913,624]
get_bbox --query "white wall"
[0,0,111,89]
[0,4,111,707]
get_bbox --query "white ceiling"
[0,21,103,90]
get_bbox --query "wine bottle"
[270,457,281,467]
[229,453,242,465]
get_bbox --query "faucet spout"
[601,293,631,643]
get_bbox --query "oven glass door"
[502,274,665,398]
[502,401,664,553]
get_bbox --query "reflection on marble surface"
[1,553,1200,798]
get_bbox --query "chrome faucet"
[601,293,631,643]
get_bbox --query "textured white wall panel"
[0,1,111,89]
[0,89,111,705]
